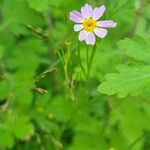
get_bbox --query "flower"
[69,4,117,45]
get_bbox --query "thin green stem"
[64,46,70,83]
[87,43,97,78]
[86,46,89,79]
[57,50,64,65]
[127,133,145,150]
[77,42,87,79]
[0,19,13,32]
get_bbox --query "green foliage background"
[0,0,150,149]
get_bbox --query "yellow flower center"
[83,18,97,32]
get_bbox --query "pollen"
[83,18,97,32]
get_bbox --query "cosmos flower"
[69,4,117,45]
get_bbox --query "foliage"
[0,0,150,150]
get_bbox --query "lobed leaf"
[98,65,150,98]
[118,36,150,63]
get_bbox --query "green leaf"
[0,129,14,148]
[0,45,4,58]
[110,99,150,143]
[0,112,34,148]
[28,0,49,12]
[118,36,150,63]
[0,81,10,100]
[68,133,107,150]
[11,116,34,139]
[98,65,150,98]
[2,0,44,35]
[9,39,47,104]
[28,0,62,12]
[49,0,61,7]
[47,97,75,122]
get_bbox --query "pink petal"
[92,5,106,20]
[97,20,117,28]
[86,32,96,45]
[69,11,83,23]
[81,4,93,19]
[78,30,88,41]
[94,28,108,38]
[74,24,83,32]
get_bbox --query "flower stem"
[77,42,87,79]
[87,43,97,78]
[86,45,89,79]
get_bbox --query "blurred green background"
[0,0,150,150]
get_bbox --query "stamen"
[83,18,97,32]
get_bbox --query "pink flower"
[69,4,117,45]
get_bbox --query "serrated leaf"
[98,65,150,98]
[118,36,150,63]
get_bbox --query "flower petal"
[74,24,83,32]
[81,4,93,19]
[86,32,96,45]
[69,11,83,23]
[97,20,117,28]
[92,5,106,20]
[94,28,108,38]
[78,30,88,41]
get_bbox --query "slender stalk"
[87,43,97,78]
[86,45,89,79]
[77,42,87,79]
[130,0,145,37]
[64,46,70,83]
[0,19,13,32]
[127,133,145,150]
